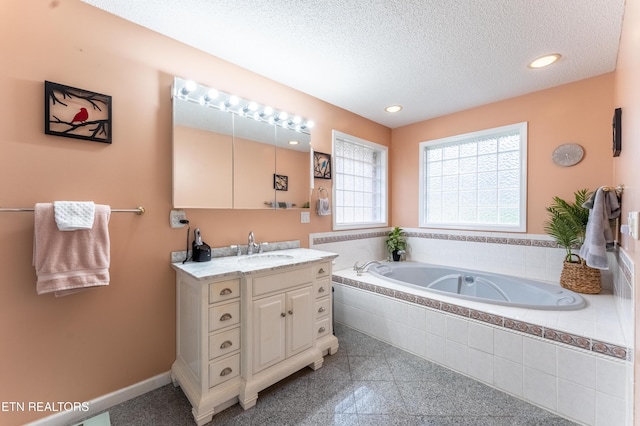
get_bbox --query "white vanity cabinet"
[171,249,339,425]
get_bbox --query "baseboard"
[25,371,172,426]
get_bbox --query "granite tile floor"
[97,323,577,425]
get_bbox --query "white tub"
[367,262,585,310]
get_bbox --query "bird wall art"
[44,81,112,144]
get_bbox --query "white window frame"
[418,122,527,232]
[332,130,388,230]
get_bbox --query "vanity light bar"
[173,77,314,134]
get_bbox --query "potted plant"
[544,188,601,294]
[386,226,407,261]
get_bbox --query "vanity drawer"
[209,301,240,332]
[208,353,240,388]
[314,262,330,279]
[315,317,331,339]
[252,267,313,297]
[209,327,240,360]
[209,279,240,304]
[314,279,330,299]
[315,297,330,319]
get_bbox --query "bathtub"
[367,262,585,310]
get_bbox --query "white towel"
[53,201,95,231]
[579,187,621,269]
[316,197,331,216]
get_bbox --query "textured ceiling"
[81,0,625,128]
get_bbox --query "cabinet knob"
[318,267,325,274]
[318,306,326,313]
[318,327,326,333]
[281,312,286,317]
[220,340,233,349]
[220,367,233,377]
[288,310,293,315]
[219,288,233,296]
[219,313,233,321]
[318,287,325,293]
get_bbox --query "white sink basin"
[237,253,295,265]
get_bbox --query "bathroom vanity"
[170,248,338,425]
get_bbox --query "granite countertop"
[171,248,338,280]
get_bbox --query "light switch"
[629,211,639,240]
[301,211,310,223]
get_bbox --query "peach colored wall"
[0,1,390,424]
[613,0,640,419]
[392,74,615,234]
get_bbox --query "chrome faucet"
[353,260,382,276]
[247,231,259,255]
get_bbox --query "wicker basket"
[559,256,601,294]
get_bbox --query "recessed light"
[288,140,299,145]
[385,105,403,113]
[528,54,561,69]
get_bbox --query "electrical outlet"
[300,211,310,223]
[170,209,187,228]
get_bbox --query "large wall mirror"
[172,77,312,209]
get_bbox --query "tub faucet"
[353,260,381,276]
[247,231,259,255]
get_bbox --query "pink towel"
[33,203,111,297]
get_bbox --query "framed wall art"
[274,174,288,191]
[44,81,112,144]
[313,151,332,179]
[612,107,621,157]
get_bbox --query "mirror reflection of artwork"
[44,81,112,144]
[274,174,288,191]
[314,151,332,179]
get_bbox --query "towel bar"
[602,185,624,197]
[0,206,145,215]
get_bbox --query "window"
[419,122,527,231]
[332,130,388,230]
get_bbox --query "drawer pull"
[318,306,326,313]
[288,309,293,315]
[220,367,233,377]
[318,267,325,274]
[318,286,325,293]
[219,313,233,321]
[219,288,233,296]
[318,327,326,333]
[220,340,233,349]
[281,312,286,317]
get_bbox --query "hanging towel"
[316,197,331,216]
[33,203,111,297]
[579,187,621,269]
[53,201,95,231]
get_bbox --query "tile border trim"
[332,275,628,361]
[312,229,560,248]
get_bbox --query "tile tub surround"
[310,228,632,347]
[333,270,631,426]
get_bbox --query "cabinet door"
[286,286,314,357]
[253,293,286,373]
